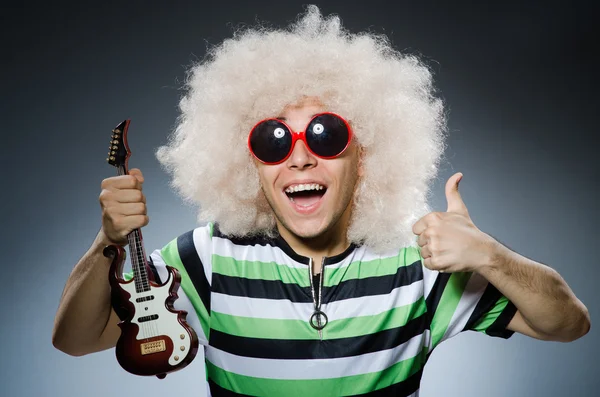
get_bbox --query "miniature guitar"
[102,120,198,379]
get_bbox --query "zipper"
[308,257,328,340]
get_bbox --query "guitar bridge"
[140,339,166,355]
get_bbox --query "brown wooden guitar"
[102,120,199,379]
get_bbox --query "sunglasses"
[247,112,353,165]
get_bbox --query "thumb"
[129,168,144,183]
[445,172,468,215]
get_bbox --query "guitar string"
[119,167,156,339]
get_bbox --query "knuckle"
[135,191,145,202]
[98,189,110,203]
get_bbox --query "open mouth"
[283,184,328,213]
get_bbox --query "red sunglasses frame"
[247,111,354,165]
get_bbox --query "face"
[252,97,363,241]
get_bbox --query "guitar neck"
[117,165,151,293]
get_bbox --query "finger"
[419,244,432,259]
[114,214,150,231]
[113,189,146,204]
[114,202,147,216]
[102,174,143,190]
[417,232,428,247]
[412,217,428,235]
[445,172,468,216]
[129,168,144,183]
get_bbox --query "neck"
[277,223,350,261]
[275,200,354,263]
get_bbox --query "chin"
[284,218,329,240]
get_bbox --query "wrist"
[477,234,510,276]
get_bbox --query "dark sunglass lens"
[306,114,350,157]
[249,120,292,163]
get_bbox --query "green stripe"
[403,245,423,265]
[212,312,315,340]
[212,246,418,287]
[325,250,414,287]
[430,272,471,348]
[211,297,426,340]
[161,238,211,339]
[212,255,309,286]
[473,296,510,334]
[206,346,427,396]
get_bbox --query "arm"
[52,168,148,356]
[52,229,121,356]
[477,241,590,342]
[413,172,590,342]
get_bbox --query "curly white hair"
[155,5,447,253]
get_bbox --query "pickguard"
[120,273,192,366]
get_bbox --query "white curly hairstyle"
[156,5,447,253]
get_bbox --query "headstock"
[107,120,131,170]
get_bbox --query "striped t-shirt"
[145,222,517,396]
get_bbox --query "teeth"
[285,183,325,194]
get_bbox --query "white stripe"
[441,272,488,342]
[149,250,208,345]
[211,279,424,321]
[193,225,214,285]
[213,236,307,268]
[322,245,405,269]
[205,330,430,380]
[422,266,439,302]
[325,279,424,320]
[211,292,313,320]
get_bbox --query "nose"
[286,139,316,170]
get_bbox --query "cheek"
[256,166,279,191]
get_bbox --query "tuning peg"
[112,145,118,150]
[112,140,119,144]
[109,156,116,161]
[111,151,116,155]
[114,129,121,134]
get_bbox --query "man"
[52,5,590,396]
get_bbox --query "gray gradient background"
[3,1,598,396]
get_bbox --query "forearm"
[477,238,590,341]
[52,229,117,355]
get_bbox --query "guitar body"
[104,240,198,378]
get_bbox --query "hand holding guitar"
[99,168,148,246]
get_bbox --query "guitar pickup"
[140,339,166,355]
[138,314,159,323]
[136,295,155,303]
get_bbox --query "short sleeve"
[124,223,214,346]
[421,251,517,350]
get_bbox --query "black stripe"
[177,230,211,313]
[349,367,423,397]
[463,282,503,332]
[425,272,451,324]
[208,368,423,397]
[210,312,428,360]
[208,379,253,397]
[486,300,517,339]
[147,256,161,283]
[324,260,423,302]
[212,261,423,303]
[212,274,313,302]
